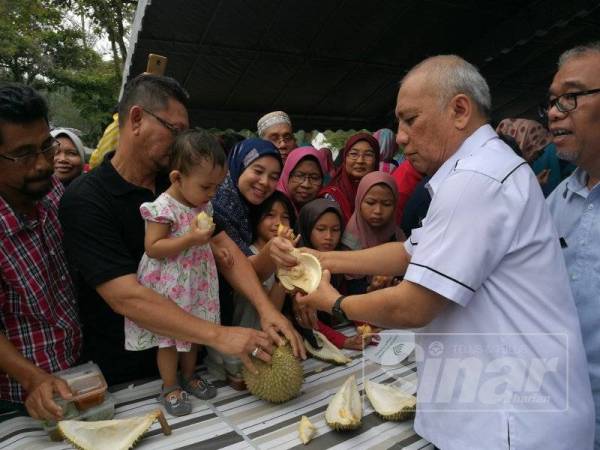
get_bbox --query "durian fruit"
[356,324,372,336]
[58,409,169,450]
[277,223,296,241]
[364,379,416,421]
[297,415,317,444]
[242,341,304,403]
[325,375,362,431]
[196,211,214,230]
[304,330,351,365]
[278,249,322,294]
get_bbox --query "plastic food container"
[54,362,108,410]
[43,392,115,441]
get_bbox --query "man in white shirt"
[287,55,594,449]
[546,42,600,447]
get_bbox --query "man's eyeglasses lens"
[2,140,60,164]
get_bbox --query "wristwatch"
[331,295,348,322]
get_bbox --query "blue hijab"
[213,139,282,255]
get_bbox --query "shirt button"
[49,250,55,256]
[588,204,594,210]
[61,276,66,281]
[571,274,578,280]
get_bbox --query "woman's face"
[53,136,84,183]
[310,211,342,252]
[238,156,281,205]
[286,158,323,207]
[360,183,395,228]
[257,201,291,243]
[344,140,377,181]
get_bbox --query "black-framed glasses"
[542,88,600,114]
[289,171,323,185]
[0,139,60,164]
[142,107,182,136]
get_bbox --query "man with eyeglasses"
[257,110,297,163]
[546,41,600,447]
[59,74,304,387]
[0,83,82,421]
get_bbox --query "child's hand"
[187,220,214,246]
[367,275,394,292]
[343,334,372,350]
[214,246,234,268]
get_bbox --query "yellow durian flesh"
[325,375,362,431]
[196,211,214,230]
[364,379,416,421]
[304,330,351,365]
[242,341,304,403]
[58,410,161,450]
[298,415,317,444]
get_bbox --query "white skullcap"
[257,111,292,137]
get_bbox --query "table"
[0,329,432,450]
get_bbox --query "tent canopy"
[123,0,600,131]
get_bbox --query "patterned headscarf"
[373,128,398,162]
[319,132,380,224]
[213,139,282,255]
[257,111,292,137]
[496,119,552,162]
[342,171,404,250]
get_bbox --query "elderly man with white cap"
[257,110,296,163]
[50,128,86,186]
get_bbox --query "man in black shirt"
[59,75,304,385]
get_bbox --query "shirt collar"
[562,167,590,202]
[426,124,497,197]
[0,177,59,237]
[100,151,169,197]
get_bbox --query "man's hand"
[258,307,307,360]
[24,372,73,421]
[295,270,340,313]
[211,326,275,375]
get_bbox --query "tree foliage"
[0,0,134,145]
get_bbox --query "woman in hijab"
[276,146,328,215]
[319,132,380,224]
[342,171,405,294]
[51,128,87,186]
[495,118,552,163]
[373,128,399,174]
[294,199,371,350]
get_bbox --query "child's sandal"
[179,374,217,400]
[158,385,192,417]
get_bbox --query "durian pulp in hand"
[325,375,362,430]
[197,211,214,230]
[278,249,321,293]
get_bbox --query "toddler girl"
[125,130,227,416]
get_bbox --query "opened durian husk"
[278,249,322,294]
[298,415,317,444]
[364,379,416,421]
[58,409,170,450]
[325,375,362,431]
[304,330,351,365]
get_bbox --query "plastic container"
[54,361,108,410]
[43,392,116,441]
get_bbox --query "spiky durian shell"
[325,375,362,430]
[242,342,304,403]
[364,379,416,421]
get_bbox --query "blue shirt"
[547,168,600,444]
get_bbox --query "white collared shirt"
[404,125,594,449]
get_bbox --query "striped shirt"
[0,177,81,403]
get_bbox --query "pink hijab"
[276,146,328,212]
[342,171,404,250]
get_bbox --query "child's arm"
[145,220,213,259]
[267,281,286,311]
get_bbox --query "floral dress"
[125,192,219,352]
